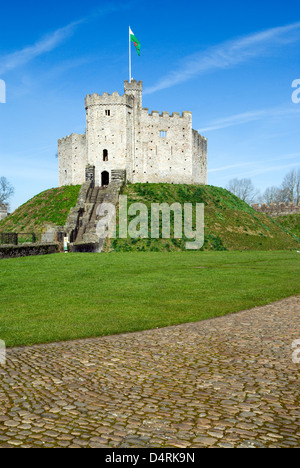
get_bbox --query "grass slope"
[0,251,299,348]
[108,184,300,252]
[276,213,300,238]
[0,185,81,238]
[1,183,299,250]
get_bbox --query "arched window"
[103,149,108,161]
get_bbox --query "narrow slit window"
[105,110,111,116]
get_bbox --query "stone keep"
[58,80,207,187]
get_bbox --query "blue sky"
[0,0,300,211]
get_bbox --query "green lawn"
[0,251,300,348]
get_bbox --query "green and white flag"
[129,27,141,56]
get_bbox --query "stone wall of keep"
[72,134,87,184]
[134,109,194,184]
[85,92,134,186]
[192,130,207,185]
[58,135,72,186]
[123,81,143,183]
[58,134,86,185]
[58,80,208,187]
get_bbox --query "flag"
[129,27,141,56]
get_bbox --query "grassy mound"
[1,183,299,251]
[0,185,81,238]
[107,184,300,252]
[276,213,300,238]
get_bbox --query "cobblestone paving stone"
[0,296,300,448]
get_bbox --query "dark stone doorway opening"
[101,171,109,186]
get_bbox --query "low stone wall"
[41,225,65,243]
[252,203,300,217]
[69,242,100,253]
[0,243,59,259]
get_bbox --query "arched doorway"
[101,171,109,186]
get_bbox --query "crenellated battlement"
[85,92,133,109]
[58,133,85,143]
[193,129,207,142]
[58,134,72,143]
[124,80,143,92]
[141,108,192,119]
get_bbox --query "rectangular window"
[159,131,167,138]
[105,110,111,116]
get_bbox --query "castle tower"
[124,80,143,109]
[84,90,133,185]
[58,79,207,187]
[124,80,143,181]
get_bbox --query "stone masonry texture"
[0,204,8,221]
[0,296,299,448]
[252,203,300,217]
[58,80,207,187]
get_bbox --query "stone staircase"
[64,175,125,253]
[75,186,106,243]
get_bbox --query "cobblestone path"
[0,297,300,448]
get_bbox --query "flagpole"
[129,26,131,83]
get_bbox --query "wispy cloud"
[200,110,268,132]
[209,154,300,186]
[144,22,300,95]
[234,162,300,179]
[210,153,300,174]
[0,3,123,76]
[208,162,252,173]
[0,21,81,75]
[198,106,300,133]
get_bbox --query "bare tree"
[0,177,14,204]
[260,186,293,204]
[261,168,300,205]
[260,186,282,204]
[296,169,300,206]
[281,169,297,204]
[279,169,300,205]
[227,178,259,204]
